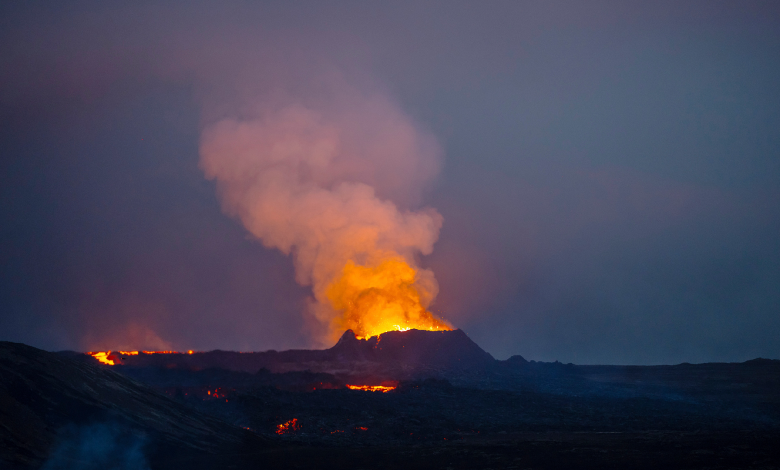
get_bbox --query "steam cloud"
[41,423,149,470]
[199,89,446,342]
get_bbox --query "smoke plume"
[41,423,149,470]
[199,88,451,343]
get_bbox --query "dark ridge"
[743,357,780,364]
[329,328,495,366]
[0,341,264,469]
[504,354,529,365]
[90,329,495,380]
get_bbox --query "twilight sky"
[1,1,779,364]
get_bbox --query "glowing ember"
[327,258,452,339]
[205,388,229,398]
[276,418,300,435]
[346,384,396,393]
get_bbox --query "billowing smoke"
[199,88,451,343]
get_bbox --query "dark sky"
[1,1,779,364]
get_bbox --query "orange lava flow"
[346,385,396,393]
[326,258,452,340]
[275,419,300,435]
[87,351,115,365]
[86,350,189,365]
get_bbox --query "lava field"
[2,330,780,469]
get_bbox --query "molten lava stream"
[346,385,396,393]
[87,349,195,366]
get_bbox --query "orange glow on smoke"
[276,419,300,435]
[326,258,451,339]
[346,384,397,393]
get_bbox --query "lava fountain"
[327,258,450,339]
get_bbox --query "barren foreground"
[2,332,779,469]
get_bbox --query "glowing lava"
[346,385,397,393]
[276,419,300,435]
[88,351,115,365]
[326,257,451,339]
[87,350,188,365]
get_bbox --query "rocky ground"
[155,377,779,469]
[133,355,780,469]
[225,430,780,470]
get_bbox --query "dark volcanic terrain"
[2,330,780,469]
[0,341,266,470]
